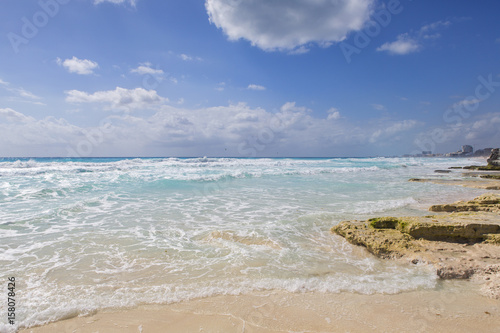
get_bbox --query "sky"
[1,0,500,157]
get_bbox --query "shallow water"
[0,157,487,330]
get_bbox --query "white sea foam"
[0,157,487,329]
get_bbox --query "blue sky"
[1,0,499,157]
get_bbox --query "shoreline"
[17,162,500,333]
[18,286,500,333]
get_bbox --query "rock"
[435,170,452,173]
[367,217,400,229]
[332,220,417,258]
[487,148,500,167]
[429,193,500,213]
[481,174,500,180]
[402,221,500,243]
[331,194,500,298]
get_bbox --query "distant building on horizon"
[462,145,473,154]
[445,145,474,157]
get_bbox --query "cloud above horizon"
[377,20,451,55]
[0,78,43,105]
[247,84,266,91]
[0,102,426,157]
[93,0,137,6]
[205,0,374,52]
[65,87,166,112]
[130,63,164,76]
[57,57,99,75]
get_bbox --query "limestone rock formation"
[331,193,500,298]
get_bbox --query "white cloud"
[327,107,341,121]
[65,87,166,112]
[0,103,426,157]
[177,53,203,62]
[205,0,374,52]
[247,84,266,91]
[215,82,225,92]
[0,108,35,123]
[93,0,136,6]
[452,98,481,109]
[376,34,420,55]
[371,104,386,111]
[0,78,42,102]
[130,63,164,76]
[414,112,500,153]
[370,120,420,143]
[377,20,451,55]
[57,56,99,75]
[280,101,311,113]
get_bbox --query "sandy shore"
[19,286,500,333]
[19,162,500,333]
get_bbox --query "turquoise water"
[0,157,487,330]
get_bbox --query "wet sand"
[20,286,499,333]
[19,161,500,333]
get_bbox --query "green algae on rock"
[331,193,500,298]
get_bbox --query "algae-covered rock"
[332,193,500,298]
[368,217,400,229]
[403,222,500,243]
[332,221,417,258]
[481,174,500,180]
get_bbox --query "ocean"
[0,157,487,331]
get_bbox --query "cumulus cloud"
[247,84,266,91]
[205,0,374,52]
[0,108,84,156]
[377,20,451,55]
[130,63,164,76]
[57,56,99,75]
[65,87,166,112]
[0,103,426,157]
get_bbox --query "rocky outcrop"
[408,177,500,190]
[331,193,500,298]
[429,193,500,213]
[487,148,500,167]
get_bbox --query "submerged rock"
[435,170,452,173]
